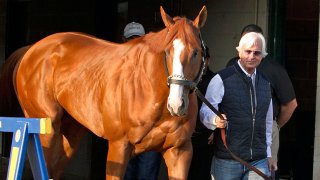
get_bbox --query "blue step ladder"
[0,117,52,180]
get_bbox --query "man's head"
[123,22,145,42]
[236,32,267,74]
[240,24,263,37]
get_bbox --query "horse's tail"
[0,45,31,117]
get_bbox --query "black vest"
[214,63,271,161]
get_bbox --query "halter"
[163,33,208,92]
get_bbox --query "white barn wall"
[202,0,268,72]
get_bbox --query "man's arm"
[277,98,298,128]
[199,74,224,130]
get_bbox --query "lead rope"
[195,88,273,180]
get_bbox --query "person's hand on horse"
[215,114,227,128]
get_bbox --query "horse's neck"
[134,45,168,94]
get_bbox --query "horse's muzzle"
[167,95,188,116]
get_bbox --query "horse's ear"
[160,6,174,27]
[194,6,207,28]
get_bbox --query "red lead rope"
[195,89,273,180]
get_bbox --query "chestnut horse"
[4,6,207,179]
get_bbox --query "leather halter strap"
[195,88,273,180]
[163,34,207,91]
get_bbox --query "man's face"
[238,40,263,74]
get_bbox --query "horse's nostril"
[181,99,185,109]
[167,102,175,116]
[177,99,186,115]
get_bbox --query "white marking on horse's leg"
[167,39,185,115]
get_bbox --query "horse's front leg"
[106,139,132,180]
[163,140,193,180]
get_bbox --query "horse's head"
[160,6,207,116]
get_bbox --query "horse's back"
[15,32,129,136]
[18,32,128,76]
[16,32,120,94]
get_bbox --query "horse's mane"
[144,16,200,54]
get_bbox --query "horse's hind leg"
[34,111,88,179]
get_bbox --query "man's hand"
[268,157,278,172]
[215,114,227,128]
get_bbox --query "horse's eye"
[192,50,198,58]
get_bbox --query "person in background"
[122,21,162,180]
[200,32,275,179]
[188,46,215,180]
[122,21,145,42]
[226,24,298,179]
